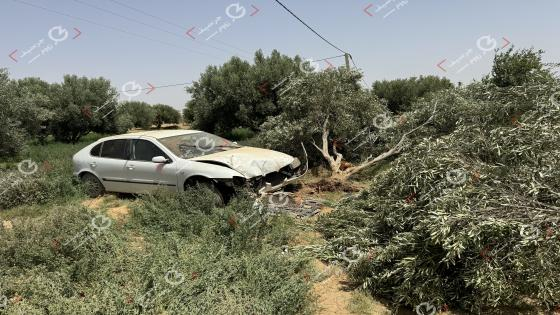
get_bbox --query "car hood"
[191,146,295,178]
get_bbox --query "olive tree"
[152,104,180,129]
[260,69,436,180]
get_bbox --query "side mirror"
[152,156,169,163]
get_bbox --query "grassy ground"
[0,135,314,314]
[5,134,534,314]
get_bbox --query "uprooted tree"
[259,68,437,180]
[315,48,560,312]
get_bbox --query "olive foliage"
[317,48,560,312]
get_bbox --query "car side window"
[132,139,169,162]
[100,139,129,160]
[90,143,102,157]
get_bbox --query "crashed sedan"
[72,130,306,203]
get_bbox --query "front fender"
[176,160,246,188]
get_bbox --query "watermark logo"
[476,35,498,52]
[14,25,79,64]
[520,225,541,241]
[91,214,112,232]
[446,168,467,185]
[416,302,436,315]
[268,192,290,207]
[17,159,39,175]
[138,266,185,309]
[437,35,510,74]
[48,26,69,44]
[121,81,143,101]
[340,246,365,265]
[226,3,247,20]
[63,214,113,251]
[195,137,216,153]
[364,0,411,19]
[372,113,396,129]
[164,267,186,286]
[192,2,256,41]
[299,58,322,74]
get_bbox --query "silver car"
[72,130,306,203]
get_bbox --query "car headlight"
[290,158,301,169]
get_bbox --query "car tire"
[80,173,105,198]
[186,180,225,207]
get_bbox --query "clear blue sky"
[2,0,559,109]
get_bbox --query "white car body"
[72,130,306,196]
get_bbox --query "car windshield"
[157,132,241,159]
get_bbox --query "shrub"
[0,170,78,210]
[317,78,560,312]
[0,189,311,314]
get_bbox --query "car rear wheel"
[80,173,105,198]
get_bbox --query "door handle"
[89,162,97,168]
[127,165,135,170]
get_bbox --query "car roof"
[100,129,202,141]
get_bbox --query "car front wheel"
[185,179,225,207]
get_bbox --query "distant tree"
[49,75,118,143]
[118,101,155,130]
[182,106,192,125]
[372,75,453,113]
[10,77,54,143]
[488,47,552,87]
[0,69,27,157]
[152,104,180,129]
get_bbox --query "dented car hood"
[191,146,296,178]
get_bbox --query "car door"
[125,138,178,193]
[96,139,133,193]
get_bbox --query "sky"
[1,0,559,110]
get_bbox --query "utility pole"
[344,53,351,70]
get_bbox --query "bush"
[0,170,78,210]
[317,76,560,312]
[1,189,311,314]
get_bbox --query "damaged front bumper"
[257,162,307,194]
[258,144,309,195]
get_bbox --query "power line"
[12,0,221,60]
[107,0,253,56]
[273,0,350,55]
[312,54,346,62]
[71,0,250,59]
[121,82,192,93]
